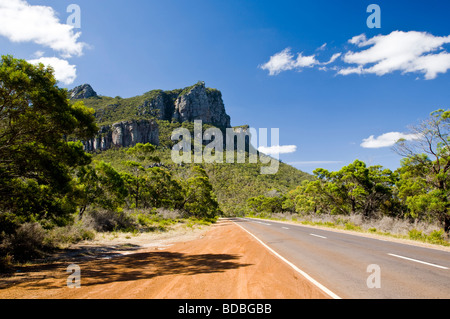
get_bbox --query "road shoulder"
[0,219,329,299]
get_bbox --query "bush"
[409,229,447,245]
[0,221,96,265]
[0,223,47,263]
[83,209,137,232]
[135,209,184,231]
[345,222,361,231]
[427,229,446,244]
[0,255,14,273]
[156,208,184,220]
[44,223,95,248]
[409,229,425,241]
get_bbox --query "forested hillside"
[0,56,311,269]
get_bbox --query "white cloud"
[32,50,45,58]
[317,43,327,51]
[295,53,317,67]
[259,48,295,76]
[323,52,342,65]
[0,0,86,58]
[258,144,297,155]
[261,31,450,79]
[259,48,317,75]
[360,132,421,149]
[28,57,77,85]
[337,66,363,75]
[348,34,367,46]
[260,46,341,75]
[341,31,450,80]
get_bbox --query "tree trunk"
[78,205,86,220]
[444,214,450,234]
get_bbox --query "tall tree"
[122,143,160,208]
[394,109,450,232]
[0,55,97,227]
[76,161,128,217]
[311,160,398,217]
[183,166,220,218]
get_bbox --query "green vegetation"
[245,109,450,245]
[280,160,401,218]
[0,57,226,270]
[1,55,448,272]
[82,89,169,126]
[0,55,97,231]
[91,145,311,216]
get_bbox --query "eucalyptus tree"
[0,55,97,227]
[394,109,450,232]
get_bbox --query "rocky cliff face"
[77,81,232,151]
[138,81,231,128]
[83,119,159,151]
[173,82,231,128]
[138,91,177,122]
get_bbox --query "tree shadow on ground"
[21,251,251,290]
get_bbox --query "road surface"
[234,217,450,299]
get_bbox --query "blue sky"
[1,0,450,174]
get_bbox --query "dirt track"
[0,219,328,299]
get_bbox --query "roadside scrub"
[247,212,449,247]
[0,208,217,272]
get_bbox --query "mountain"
[71,81,232,151]
[70,81,312,215]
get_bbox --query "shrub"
[156,208,184,220]
[0,223,47,263]
[44,223,95,248]
[0,255,14,273]
[137,213,152,227]
[83,209,137,232]
[345,222,361,231]
[409,229,425,241]
[427,229,446,244]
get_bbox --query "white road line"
[310,233,327,239]
[282,227,289,230]
[388,253,449,270]
[234,220,341,299]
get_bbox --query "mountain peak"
[69,84,98,99]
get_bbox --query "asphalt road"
[233,217,450,299]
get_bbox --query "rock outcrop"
[83,119,159,151]
[173,82,231,128]
[69,84,98,99]
[76,81,232,152]
[138,91,177,122]
[138,81,231,128]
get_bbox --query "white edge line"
[234,220,341,299]
[388,253,449,270]
[310,233,327,239]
